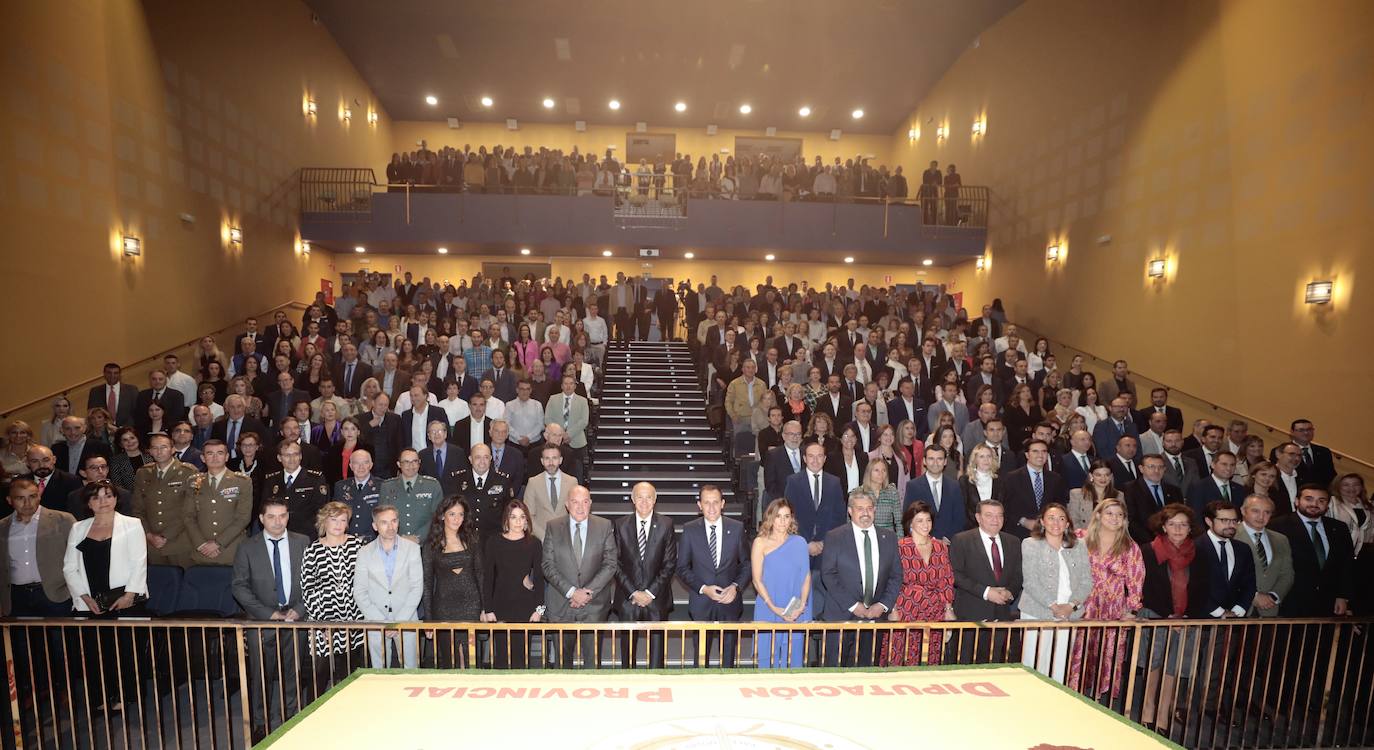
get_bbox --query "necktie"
[1255,531,1269,568]
[209,474,220,494]
[563,396,571,424]
[862,529,875,606]
[270,538,287,606]
[157,468,165,481]
[1309,521,1327,568]
[931,478,942,511]
[435,449,444,477]
[790,450,800,473]
[283,473,293,491]
[345,363,355,392]
[494,447,503,467]
[1172,456,1184,477]
[990,537,1003,580]
[549,476,558,509]
[1151,483,1164,509]
[638,520,648,560]
[1219,540,1230,579]
[1221,482,1230,502]
[476,475,484,490]
[227,420,240,455]
[994,446,1002,464]
[1032,471,1044,508]
[813,474,822,508]
[1125,460,1137,479]
[1303,446,1314,467]
[1080,454,1090,473]
[37,476,47,495]
[107,386,117,416]
[574,522,585,564]
[708,524,719,568]
[405,480,413,494]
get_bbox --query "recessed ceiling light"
[844,256,854,263]
[437,247,448,254]
[354,246,366,253]
[520,248,531,255]
[764,253,775,261]
[480,96,493,107]
[542,98,555,109]
[851,108,864,119]
[674,101,687,113]
[922,258,934,266]
[602,249,613,256]
[739,103,752,114]
[608,99,621,110]
[425,95,438,106]
[798,106,811,117]
[684,252,695,259]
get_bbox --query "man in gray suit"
[2,479,75,616]
[354,504,423,669]
[1162,429,1201,493]
[541,485,617,668]
[1233,493,1295,719]
[231,496,308,743]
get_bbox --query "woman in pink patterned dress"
[1067,497,1144,701]
[883,501,956,666]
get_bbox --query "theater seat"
[145,564,184,616]
[174,566,239,617]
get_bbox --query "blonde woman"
[1067,496,1144,703]
[40,396,72,447]
[300,501,365,693]
[2,420,36,476]
[960,443,1002,529]
[752,499,812,668]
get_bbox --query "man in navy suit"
[676,485,751,666]
[886,379,927,439]
[902,444,966,541]
[1123,456,1184,545]
[397,384,450,453]
[820,489,903,666]
[418,421,467,496]
[1288,419,1337,488]
[483,350,519,403]
[1190,500,1257,723]
[265,370,308,429]
[333,342,373,399]
[1059,429,1095,491]
[764,422,805,502]
[1133,387,1184,433]
[1092,397,1140,462]
[1186,452,1246,517]
[87,363,139,427]
[786,443,846,577]
[488,421,526,497]
[1000,440,1068,539]
[1107,434,1142,491]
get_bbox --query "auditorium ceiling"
[304,0,1023,135]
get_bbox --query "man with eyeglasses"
[378,449,441,542]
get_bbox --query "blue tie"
[1151,483,1163,508]
[435,449,444,477]
[270,537,286,606]
[1032,471,1044,508]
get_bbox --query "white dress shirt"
[262,532,293,603]
[1206,530,1246,618]
[8,508,43,585]
[848,523,886,614]
[979,531,1004,600]
[409,408,429,450]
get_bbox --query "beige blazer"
[0,507,76,614]
[523,471,576,541]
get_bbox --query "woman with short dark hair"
[883,501,954,666]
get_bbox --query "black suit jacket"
[1188,533,1257,618]
[263,439,323,475]
[1185,477,1246,517]
[1271,514,1355,617]
[614,512,677,620]
[265,388,309,427]
[1123,479,1183,545]
[824,451,869,496]
[333,360,373,398]
[764,445,803,501]
[1108,455,1142,491]
[34,471,83,513]
[1295,444,1337,487]
[135,388,187,431]
[450,416,493,456]
[210,416,269,456]
[398,406,450,452]
[418,444,469,496]
[1000,467,1069,538]
[814,392,853,426]
[87,383,139,426]
[1133,405,1184,433]
[950,528,1023,621]
[52,440,112,475]
[361,413,401,478]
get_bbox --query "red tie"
[990,536,1003,581]
[37,476,47,496]
[106,386,117,417]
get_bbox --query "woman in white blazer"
[62,480,149,713]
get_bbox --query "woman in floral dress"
[883,501,955,666]
[1067,497,1144,702]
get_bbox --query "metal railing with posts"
[3,617,1371,749]
[299,168,377,219]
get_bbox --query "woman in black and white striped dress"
[301,501,365,694]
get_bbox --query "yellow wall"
[0,0,390,414]
[340,256,937,293]
[388,121,895,171]
[895,0,1374,464]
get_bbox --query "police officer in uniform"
[263,441,329,539]
[333,448,382,540]
[132,433,197,567]
[379,448,441,542]
[453,443,514,539]
[183,440,253,566]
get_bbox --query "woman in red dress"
[883,501,956,665]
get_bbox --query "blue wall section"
[301,194,987,258]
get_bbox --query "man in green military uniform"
[183,440,253,566]
[379,448,440,542]
[263,442,329,539]
[333,448,382,540]
[132,433,196,567]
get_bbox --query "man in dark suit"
[1123,456,1183,545]
[613,482,677,668]
[361,393,401,478]
[134,369,187,433]
[375,353,412,404]
[1000,440,1068,539]
[1271,485,1354,618]
[1107,435,1142,491]
[1092,397,1140,460]
[442,356,481,402]
[771,323,804,364]
[786,444,846,578]
[210,395,268,460]
[676,485,751,666]
[452,444,514,538]
[262,442,329,537]
[820,489,903,666]
[1161,429,1201,493]
[1183,424,1225,477]
[450,395,493,457]
[483,350,519,403]
[764,422,805,502]
[950,499,1024,660]
[52,417,113,477]
[25,445,83,514]
[397,385,450,453]
[87,363,139,427]
[653,285,677,341]
[238,316,270,357]
[1059,429,1095,491]
[902,444,966,541]
[333,342,373,399]
[1189,500,1259,724]
[265,370,309,429]
[886,379,927,438]
[811,342,845,384]
[963,355,1002,406]
[65,454,132,518]
[1133,387,1185,433]
[814,375,853,426]
[1288,420,1337,488]
[232,496,308,743]
[487,423,526,495]
[1186,451,1246,517]
[418,422,467,496]
[263,418,323,474]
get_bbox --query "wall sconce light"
[975,256,986,270]
[122,235,141,256]
[1305,280,1334,305]
[937,125,949,141]
[367,110,379,125]
[342,107,352,121]
[1046,244,1061,262]
[305,99,317,116]
[300,240,311,255]
[1147,258,1166,278]
[907,128,917,141]
[229,227,243,246]
[972,119,987,137]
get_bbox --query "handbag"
[92,587,148,613]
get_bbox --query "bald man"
[613,482,677,667]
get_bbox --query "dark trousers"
[558,629,602,669]
[7,587,71,746]
[617,628,665,668]
[687,627,741,667]
[491,630,532,669]
[432,629,474,668]
[949,622,1018,663]
[613,309,632,341]
[824,626,879,667]
[245,627,303,732]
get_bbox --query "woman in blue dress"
[752,498,813,668]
